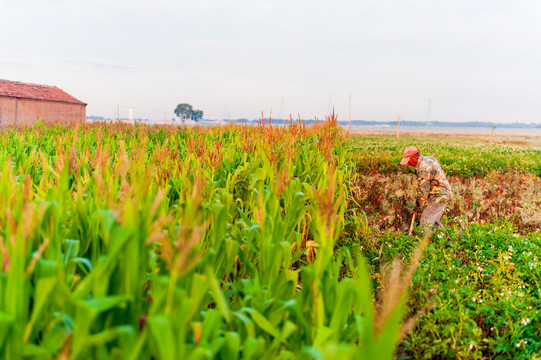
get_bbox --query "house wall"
[0,96,17,127]
[0,96,86,127]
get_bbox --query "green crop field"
[348,134,541,359]
[1,118,540,359]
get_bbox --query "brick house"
[0,79,87,127]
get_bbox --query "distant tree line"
[363,120,541,128]
[229,119,541,128]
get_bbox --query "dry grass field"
[350,126,541,148]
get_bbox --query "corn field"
[0,116,414,359]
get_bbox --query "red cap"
[400,146,419,165]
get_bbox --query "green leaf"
[0,312,15,352]
[24,276,57,342]
[242,308,280,338]
[242,337,262,360]
[220,332,240,360]
[147,315,176,360]
[206,268,231,323]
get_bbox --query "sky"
[1,0,541,123]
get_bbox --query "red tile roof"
[0,79,86,105]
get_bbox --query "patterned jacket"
[415,155,452,212]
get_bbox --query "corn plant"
[0,116,419,359]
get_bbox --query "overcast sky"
[1,0,541,123]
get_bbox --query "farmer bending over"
[400,147,452,229]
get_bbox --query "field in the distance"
[350,126,541,149]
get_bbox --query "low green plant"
[350,136,541,176]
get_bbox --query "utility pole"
[396,115,401,139]
[117,104,120,121]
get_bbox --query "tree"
[174,103,193,120]
[174,103,204,122]
[192,110,203,121]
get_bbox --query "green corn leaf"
[0,312,15,353]
[313,326,335,347]
[242,337,261,360]
[242,308,280,339]
[220,331,240,360]
[147,315,176,360]
[71,295,133,358]
[232,311,256,338]
[206,268,231,323]
[85,325,136,347]
[23,276,57,342]
[21,343,50,358]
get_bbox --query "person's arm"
[415,169,430,213]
